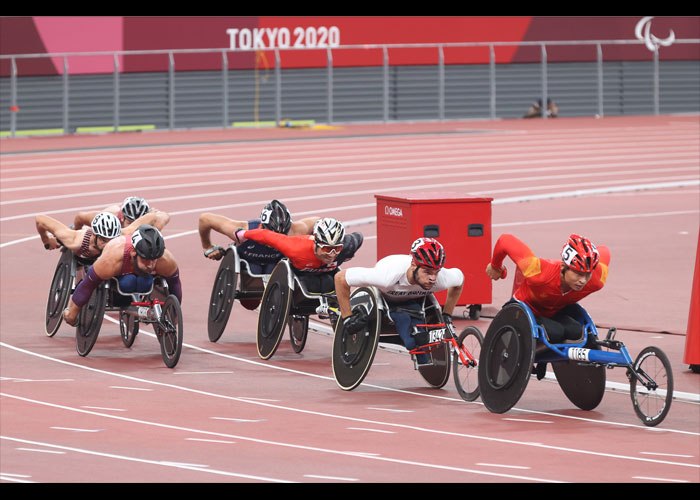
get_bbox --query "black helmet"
[261,200,292,234]
[132,224,165,260]
[122,196,151,221]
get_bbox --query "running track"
[1,115,699,483]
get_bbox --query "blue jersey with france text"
[237,219,284,265]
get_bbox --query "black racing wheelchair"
[331,286,484,399]
[255,258,340,359]
[45,247,183,368]
[478,298,674,427]
[207,244,269,341]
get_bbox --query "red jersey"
[491,234,610,318]
[244,229,336,272]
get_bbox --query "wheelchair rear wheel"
[207,249,237,343]
[453,326,483,402]
[156,295,183,368]
[45,248,75,337]
[552,337,606,411]
[256,261,292,360]
[630,346,673,427]
[332,287,381,391]
[76,282,108,357]
[478,302,535,413]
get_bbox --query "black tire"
[478,302,535,413]
[332,287,380,391]
[453,326,483,402]
[288,314,309,353]
[256,261,292,360]
[156,295,183,368]
[119,310,139,348]
[630,346,673,427]
[45,249,75,337]
[76,282,107,357]
[207,249,237,343]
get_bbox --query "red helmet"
[562,234,599,272]
[410,238,446,269]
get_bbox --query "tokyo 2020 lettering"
[227,26,340,50]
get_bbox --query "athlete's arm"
[289,217,320,236]
[35,215,80,250]
[124,210,170,234]
[488,234,539,280]
[198,213,248,259]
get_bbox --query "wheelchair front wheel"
[120,310,139,348]
[156,295,183,368]
[288,315,309,353]
[630,346,673,427]
[45,249,75,337]
[453,326,483,402]
[76,282,107,357]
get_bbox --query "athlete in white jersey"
[334,238,463,364]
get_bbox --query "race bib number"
[568,348,590,362]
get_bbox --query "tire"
[256,261,292,360]
[207,249,237,342]
[45,249,75,337]
[453,326,483,402]
[630,346,673,427]
[288,314,309,354]
[120,310,139,348]
[76,282,107,357]
[157,295,183,368]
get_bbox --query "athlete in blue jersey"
[198,200,319,274]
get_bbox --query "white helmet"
[313,217,345,246]
[121,196,150,221]
[91,212,122,239]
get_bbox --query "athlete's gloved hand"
[234,228,247,244]
[342,307,369,335]
[442,312,456,337]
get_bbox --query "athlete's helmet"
[132,224,165,260]
[313,218,345,246]
[410,237,446,270]
[261,200,292,234]
[562,234,599,273]
[91,212,122,239]
[121,196,151,221]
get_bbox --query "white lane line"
[109,386,153,391]
[172,371,234,375]
[1,436,293,483]
[503,418,554,424]
[303,474,359,482]
[640,452,695,458]
[632,476,689,483]
[210,417,267,423]
[347,427,396,434]
[367,407,413,413]
[81,406,126,412]
[476,463,531,470]
[186,438,236,444]
[16,448,66,454]
[50,427,103,433]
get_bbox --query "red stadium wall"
[1,16,698,76]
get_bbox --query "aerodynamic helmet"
[313,218,345,247]
[410,237,446,270]
[121,196,150,221]
[261,200,292,234]
[561,234,599,273]
[132,224,165,260]
[91,212,122,239]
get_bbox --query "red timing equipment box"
[375,192,493,319]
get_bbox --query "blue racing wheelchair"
[478,298,674,426]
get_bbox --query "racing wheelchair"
[207,244,307,353]
[331,286,484,399]
[44,248,183,368]
[255,258,339,359]
[477,298,674,427]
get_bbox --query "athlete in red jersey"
[486,233,610,345]
[235,217,363,293]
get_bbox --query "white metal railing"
[2,39,699,137]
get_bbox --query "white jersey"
[344,254,464,303]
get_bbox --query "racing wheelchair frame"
[255,258,338,359]
[45,248,183,368]
[331,286,483,396]
[478,299,674,426]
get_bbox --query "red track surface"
[1,115,699,483]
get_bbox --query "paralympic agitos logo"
[635,16,676,52]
